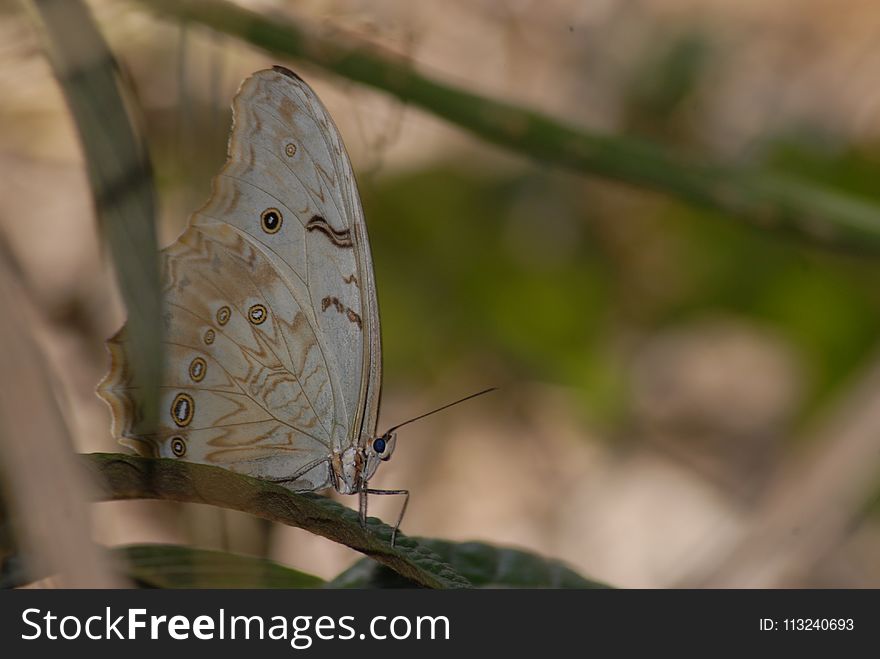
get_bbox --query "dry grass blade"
[0,243,121,588]
[27,0,162,435]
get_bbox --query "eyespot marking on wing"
[171,393,195,427]
[248,303,268,325]
[204,328,216,345]
[216,305,231,326]
[261,208,283,234]
[170,436,187,457]
[189,357,207,382]
[306,215,353,248]
[285,143,297,157]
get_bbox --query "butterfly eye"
[170,436,187,457]
[260,208,283,234]
[372,437,386,454]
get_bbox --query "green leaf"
[81,453,472,589]
[328,538,611,588]
[118,544,324,588]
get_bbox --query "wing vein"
[165,300,331,445]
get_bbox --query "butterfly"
[97,66,414,541]
[98,66,494,545]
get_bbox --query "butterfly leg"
[365,488,409,547]
[358,488,368,529]
[265,456,331,488]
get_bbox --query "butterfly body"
[99,67,400,521]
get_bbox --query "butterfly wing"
[98,67,382,490]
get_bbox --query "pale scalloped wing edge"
[96,327,159,458]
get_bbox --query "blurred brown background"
[3,0,880,587]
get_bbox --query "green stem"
[82,453,471,589]
[135,0,880,253]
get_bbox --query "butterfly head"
[362,431,398,481]
[341,389,496,494]
[333,432,397,494]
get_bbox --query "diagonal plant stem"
[83,453,472,589]
[135,0,880,253]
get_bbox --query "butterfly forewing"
[98,68,381,491]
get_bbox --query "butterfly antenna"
[382,387,497,435]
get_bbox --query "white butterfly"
[98,67,410,541]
